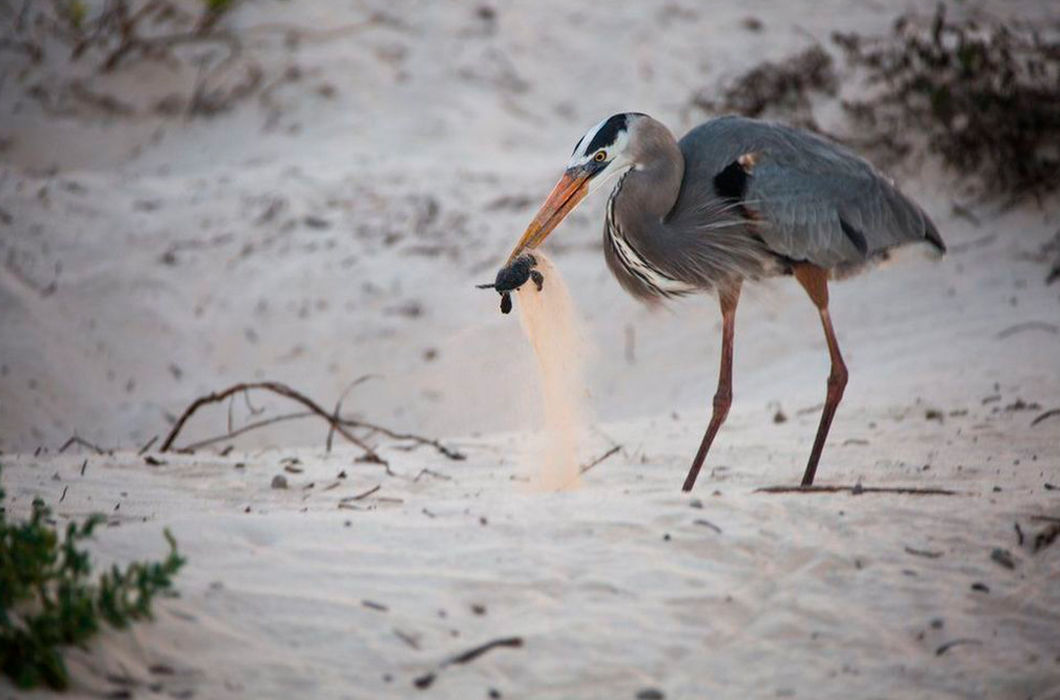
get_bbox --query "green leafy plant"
[0,467,185,691]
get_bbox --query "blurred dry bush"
[694,4,1060,201]
[0,0,260,118]
[691,45,837,132]
[835,4,1060,201]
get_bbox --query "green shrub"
[0,467,185,691]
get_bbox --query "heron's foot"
[475,253,543,314]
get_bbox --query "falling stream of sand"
[514,252,590,491]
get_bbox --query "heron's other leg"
[793,264,848,487]
[682,282,741,492]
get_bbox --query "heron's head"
[507,112,647,261]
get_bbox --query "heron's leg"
[682,282,741,492]
[793,264,848,487]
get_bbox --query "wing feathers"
[678,116,944,270]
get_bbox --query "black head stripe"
[582,114,629,156]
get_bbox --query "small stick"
[327,375,376,453]
[59,486,68,503]
[580,445,621,475]
[904,546,943,559]
[694,518,722,534]
[1031,408,1060,427]
[995,321,1058,339]
[412,468,451,483]
[227,393,235,435]
[556,445,622,491]
[756,485,957,496]
[1035,523,1060,553]
[448,637,524,666]
[137,435,158,456]
[341,417,466,461]
[935,639,982,656]
[58,435,106,455]
[80,459,88,476]
[341,484,381,502]
[394,629,420,650]
[243,389,265,416]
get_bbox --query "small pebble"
[990,548,1016,569]
[271,475,288,489]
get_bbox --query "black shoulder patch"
[583,114,629,155]
[713,160,749,201]
[839,217,869,255]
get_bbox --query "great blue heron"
[481,113,944,491]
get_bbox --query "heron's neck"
[613,133,684,239]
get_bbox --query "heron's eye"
[593,150,607,163]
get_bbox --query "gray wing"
[678,116,944,269]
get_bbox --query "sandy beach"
[2,1,1059,698]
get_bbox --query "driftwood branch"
[159,380,464,463]
[159,381,381,461]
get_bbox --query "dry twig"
[1031,408,1060,428]
[137,435,158,456]
[159,379,464,462]
[341,417,466,461]
[414,637,524,690]
[580,445,621,475]
[326,375,375,453]
[179,411,315,452]
[58,435,106,455]
[340,484,381,502]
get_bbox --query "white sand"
[2,1,1059,698]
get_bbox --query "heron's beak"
[506,169,590,263]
